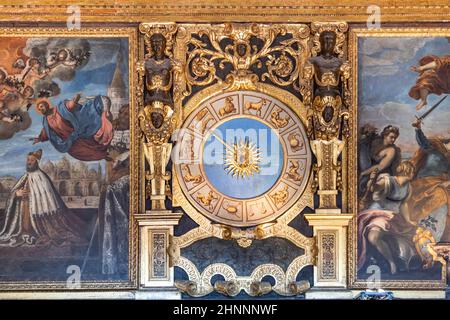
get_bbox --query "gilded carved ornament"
[185,23,309,92]
[137,23,184,210]
[302,22,351,212]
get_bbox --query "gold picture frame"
[347,27,449,289]
[0,27,138,291]
[0,0,448,24]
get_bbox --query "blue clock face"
[202,118,284,199]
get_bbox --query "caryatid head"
[150,33,167,60]
[319,31,336,56]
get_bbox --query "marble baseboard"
[135,287,181,300]
[305,287,353,299]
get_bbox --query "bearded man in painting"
[31,94,114,162]
[0,149,86,246]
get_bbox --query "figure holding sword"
[407,95,450,244]
[412,95,450,179]
[412,95,447,128]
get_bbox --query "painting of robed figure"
[0,29,135,287]
[356,33,450,285]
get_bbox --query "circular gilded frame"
[174,84,311,227]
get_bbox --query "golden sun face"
[224,138,261,179]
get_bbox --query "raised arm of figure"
[360,147,396,177]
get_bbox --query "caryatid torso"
[139,32,176,210]
[306,30,349,135]
[306,30,349,212]
[144,57,173,106]
[309,54,343,98]
[140,32,176,139]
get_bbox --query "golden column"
[135,23,184,295]
[302,22,352,295]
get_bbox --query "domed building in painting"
[41,157,103,207]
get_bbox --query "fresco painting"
[0,36,130,282]
[357,36,450,281]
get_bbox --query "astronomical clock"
[174,90,311,227]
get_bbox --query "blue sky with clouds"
[358,36,450,154]
[0,37,129,178]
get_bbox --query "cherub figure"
[20,58,49,87]
[413,227,436,269]
[0,85,36,123]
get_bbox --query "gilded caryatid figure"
[304,22,350,213]
[137,23,182,210]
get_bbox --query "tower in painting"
[107,46,128,119]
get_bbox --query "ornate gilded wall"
[0,0,448,300]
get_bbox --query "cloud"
[0,162,26,176]
[0,110,32,139]
[21,38,91,98]
[360,37,433,76]
[25,38,91,79]
[81,38,125,71]
[359,100,449,154]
